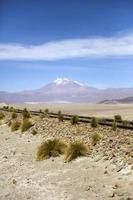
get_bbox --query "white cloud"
[0,33,133,60]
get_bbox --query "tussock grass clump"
[44,108,49,113]
[31,129,37,135]
[91,117,98,128]
[112,120,117,131]
[11,112,17,119]
[114,115,122,122]
[65,141,90,162]
[71,115,79,125]
[36,139,67,161]
[123,120,129,126]
[58,110,61,114]
[11,121,21,131]
[58,111,64,122]
[3,106,9,110]
[91,132,101,146]
[9,107,14,112]
[98,118,105,123]
[40,109,49,118]
[44,108,49,114]
[22,108,31,119]
[0,112,5,120]
[40,113,45,119]
[21,119,33,132]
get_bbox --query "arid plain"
[10,103,133,120]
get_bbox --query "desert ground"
[9,103,133,120]
[0,109,133,200]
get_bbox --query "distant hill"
[99,96,133,104]
[1,78,133,103]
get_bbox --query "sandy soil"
[0,124,133,200]
[8,103,133,120]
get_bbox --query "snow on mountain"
[53,78,85,86]
[53,78,70,85]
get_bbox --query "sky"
[0,0,133,91]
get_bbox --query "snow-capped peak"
[53,78,70,85]
[53,78,84,86]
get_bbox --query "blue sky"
[0,0,133,91]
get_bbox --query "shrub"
[58,111,64,122]
[21,119,33,132]
[40,113,45,119]
[64,141,90,162]
[123,120,129,126]
[3,106,9,110]
[22,108,30,119]
[9,107,14,112]
[91,117,98,128]
[91,132,101,146]
[114,115,122,122]
[98,118,104,123]
[36,138,67,161]
[44,108,49,117]
[31,129,37,135]
[11,112,17,119]
[0,112,5,120]
[44,108,49,114]
[112,120,117,131]
[58,110,62,115]
[71,115,79,125]
[11,121,21,131]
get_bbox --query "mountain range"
[1,78,133,104]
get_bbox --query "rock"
[104,170,108,174]
[12,179,17,184]
[120,166,132,176]
[113,183,119,189]
[3,156,8,159]
[4,193,11,198]
[108,190,115,198]
[117,166,124,172]
[130,152,133,158]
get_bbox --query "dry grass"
[31,129,37,135]
[112,120,117,131]
[64,141,90,162]
[40,113,45,119]
[91,133,101,146]
[11,112,18,119]
[21,119,33,132]
[36,138,68,161]
[58,112,64,122]
[71,115,79,125]
[22,108,31,119]
[91,117,98,128]
[114,115,122,122]
[11,121,21,131]
[44,109,49,117]
[0,112,5,120]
